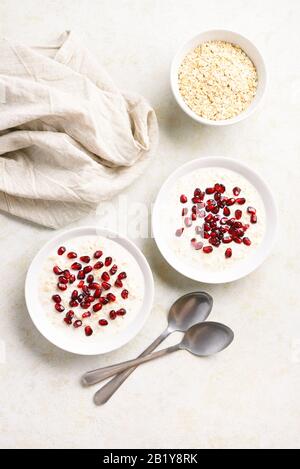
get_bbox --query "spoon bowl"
[168,291,213,332]
[181,322,234,357]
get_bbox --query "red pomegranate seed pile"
[51,248,129,337]
[176,183,257,258]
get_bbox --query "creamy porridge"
[163,167,265,271]
[40,235,144,341]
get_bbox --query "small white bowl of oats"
[171,29,267,126]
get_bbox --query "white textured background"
[0,0,299,449]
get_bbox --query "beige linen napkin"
[0,31,158,228]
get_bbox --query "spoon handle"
[82,328,171,387]
[93,344,180,404]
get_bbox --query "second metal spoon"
[92,321,234,402]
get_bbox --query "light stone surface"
[0,0,299,450]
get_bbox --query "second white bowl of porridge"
[170,30,267,126]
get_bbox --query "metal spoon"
[92,321,233,404]
[82,292,213,397]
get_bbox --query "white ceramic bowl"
[25,226,154,355]
[152,157,277,284]
[170,29,267,126]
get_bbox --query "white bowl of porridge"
[25,227,154,355]
[170,29,267,126]
[152,157,277,284]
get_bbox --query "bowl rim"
[152,156,278,284]
[25,226,154,355]
[170,28,267,126]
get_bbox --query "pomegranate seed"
[53,266,63,275]
[82,312,91,319]
[243,237,251,246]
[94,261,104,270]
[182,207,188,217]
[203,232,210,239]
[71,290,78,299]
[223,207,231,216]
[225,248,232,258]
[235,209,242,220]
[94,250,103,259]
[71,262,82,271]
[81,266,91,275]
[205,214,213,223]
[69,300,79,308]
[77,294,84,303]
[118,272,127,280]
[233,237,242,244]
[57,283,67,291]
[109,310,117,320]
[104,257,112,267]
[67,252,77,259]
[204,223,210,232]
[107,293,116,302]
[218,184,226,193]
[184,217,192,227]
[77,280,84,288]
[77,270,85,280]
[73,320,82,328]
[86,274,94,284]
[57,246,66,256]
[191,213,197,221]
[58,276,68,284]
[89,282,101,290]
[81,302,91,309]
[121,289,129,299]
[52,294,61,303]
[94,289,102,299]
[195,226,203,235]
[223,236,233,244]
[101,272,110,281]
[205,187,215,194]
[64,317,72,325]
[110,265,118,275]
[66,310,74,319]
[55,303,65,313]
[180,194,188,203]
[86,296,95,303]
[80,256,90,263]
[63,270,71,279]
[190,238,196,244]
[226,198,236,206]
[82,286,90,295]
[247,206,256,215]
[85,326,93,337]
[236,198,246,205]
[175,228,184,237]
[209,238,220,247]
[233,187,241,196]
[192,197,202,204]
[194,242,203,250]
[99,319,108,326]
[250,214,257,224]
[117,308,126,316]
[99,297,109,305]
[93,303,103,312]
[115,279,123,288]
[69,274,76,284]
[102,282,111,291]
